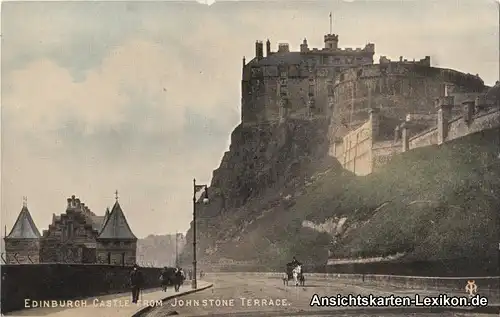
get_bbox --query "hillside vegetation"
[182,127,499,272]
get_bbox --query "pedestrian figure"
[130,264,144,303]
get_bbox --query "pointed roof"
[97,201,137,240]
[6,205,41,239]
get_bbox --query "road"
[142,274,497,317]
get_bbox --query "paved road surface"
[143,274,497,317]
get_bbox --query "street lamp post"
[192,178,209,290]
[175,231,179,268]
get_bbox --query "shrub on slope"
[292,128,500,261]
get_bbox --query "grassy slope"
[225,129,499,267]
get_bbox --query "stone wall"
[241,37,375,124]
[0,264,163,314]
[96,241,137,266]
[330,62,485,141]
[371,141,402,172]
[4,239,40,264]
[339,120,373,175]
[331,108,403,175]
[402,97,500,152]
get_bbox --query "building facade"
[4,194,137,265]
[241,34,375,123]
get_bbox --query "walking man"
[130,264,144,303]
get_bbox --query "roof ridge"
[97,201,137,240]
[6,205,41,239]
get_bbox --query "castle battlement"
[379,55,431,66]
[331,93,499,176]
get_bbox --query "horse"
[282,272,289,286]
[292,265,302,286]
[298,271,305,286]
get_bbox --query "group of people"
[128,264,189,302]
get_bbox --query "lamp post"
[192,178,209,289]
[175,231,179,268]
[497,0,500,82]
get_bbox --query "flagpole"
[329,12,332,34]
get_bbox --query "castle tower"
[300,38,309,53]
[96,192,137,266]
[4,197,41,264]
[324,34,339,50]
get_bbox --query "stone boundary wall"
[0,264,164,314]
[403,97,500,152]
[214,272,500,298]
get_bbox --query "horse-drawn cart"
[282,262,305,286]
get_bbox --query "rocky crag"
[180,118,499,272]
[180,118,340,267]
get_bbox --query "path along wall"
[0,264,163,314]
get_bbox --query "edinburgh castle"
[242,32,499,175]
[5,31,500,265]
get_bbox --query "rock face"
[181,118,337,266]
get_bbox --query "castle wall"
[330,63,485,143]
[334,119,374,175]
[403,102,500,153]
[4,239,40,264]
[96,240,137,266]
[241,39,375,124]
[409,128,438,149]
[371,141,402,172]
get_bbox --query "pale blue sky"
[1,0,498,238]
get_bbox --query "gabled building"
[4,199,41,264]
[3,194,140,265]
[96,200,138,265]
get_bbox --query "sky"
[1,0,498,238]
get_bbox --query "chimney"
[266,39,271,56]
[278,43,290,53]
[255,41,263,59]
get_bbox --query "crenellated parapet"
[396,94,499,153]
[241,33,375,124]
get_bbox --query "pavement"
[5,281,212,317]
[141,274,500,317]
